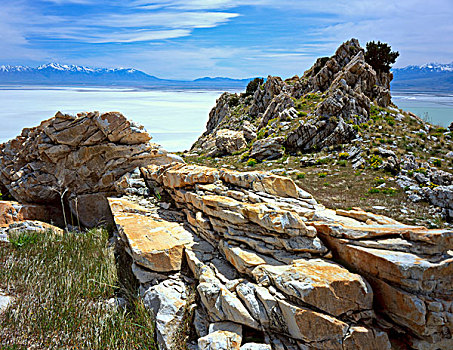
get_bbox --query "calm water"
[0,87,452,151]
[0,86,225,151]
[392,91,453,127]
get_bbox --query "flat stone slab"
[108,197,194,272]
[0,201,62,228]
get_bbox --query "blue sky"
[1,0,452,79]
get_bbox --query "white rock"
[142,278,187,350]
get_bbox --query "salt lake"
[0,86,451,151]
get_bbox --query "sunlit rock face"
[107,162,452,349]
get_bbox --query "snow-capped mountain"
[394,62,453,73]
[0,63,253,89]
[392,62,453,92]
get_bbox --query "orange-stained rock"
[343,326,391,350]
[252,258,372,317]
[219,240,269,273]
[277,298,349,344]
[108,198,194,272]
[336,208,401,225]
[0,200,62,227]
[323,235,453,296]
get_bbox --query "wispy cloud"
[0,0,452,77]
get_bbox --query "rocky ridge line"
[190,38,392,159]
[108,162,452,350]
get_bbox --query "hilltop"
[186,39,453,228]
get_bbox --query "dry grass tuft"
[0,228,157,350]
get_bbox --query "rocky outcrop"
[106,162,453,349]
[249,137,285,161]
[396,157,453,220]
[0,200,62,227]
[212,129,247,156]
[190,38,393,160]
[285,118,357,152]
[314,209,453,350]
[0,111,181,227]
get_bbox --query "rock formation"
[0,111,181,227]
[106,162,452,350]
[190,38,393,160]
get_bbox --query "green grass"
[0,229,157,350]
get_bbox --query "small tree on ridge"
[365,41,399,73]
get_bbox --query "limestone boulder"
[142,278,188,350]
[109,197,194,272]
[249,137,285,161]
[212,129,247,156]
[0,111,180,228]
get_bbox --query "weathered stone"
[0,200,62,227]
[0,111,179,228]
[197,275,259,329]
[212,129,247,156]
[198,329,241,350]
[277,298,349,343]
[252,259,372,317]
[6,220,63,235]
[68,193,113,228]
[342,326,391,350]
[142,278,188,350]
[249,137,285,161]
[109,198,194,272]
[0,290,13,313]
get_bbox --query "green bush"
[228,94,240,107]
[433,159,442,167]
[8,231,40,249]
[296,172,306,179]
[338,160,347,167]
[247,158,258,167]
[319,172,327,178]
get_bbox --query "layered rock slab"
[108,197,194,272]
[0,111,181,227]
[313,209,453,349]
[136,163,390,348]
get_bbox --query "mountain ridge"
[1,61,453,91]
[0,63,255,89]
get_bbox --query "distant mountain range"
[391,62,453,92]
[0,63,254,90]
[1,62,453,92]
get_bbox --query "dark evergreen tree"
[245,77,264,96]
[365,41,399,73]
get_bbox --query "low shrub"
[338,152,349,159]
[247,158,257,167]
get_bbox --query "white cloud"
[90,11,239,29]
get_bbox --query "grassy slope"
[0,229,157,350]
